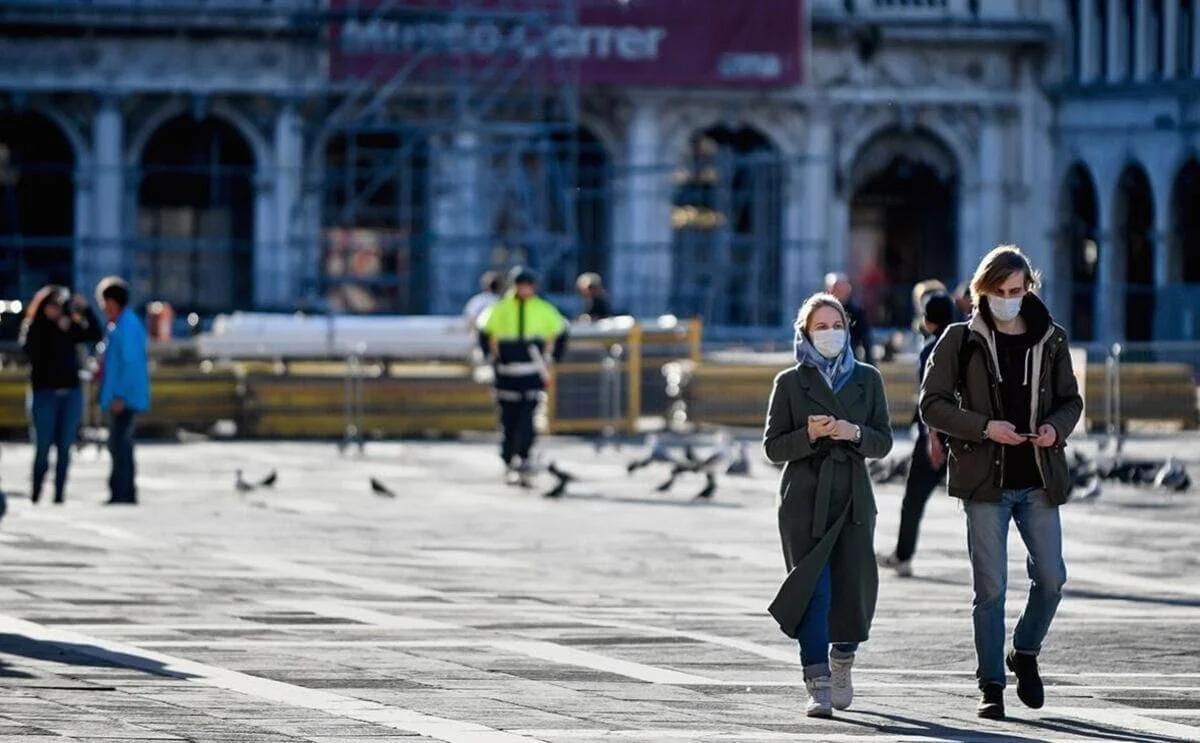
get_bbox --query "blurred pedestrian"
[952,280,973,318]
[911,279,948,336]
[824,272,874,365]
[878,291,956,576]
[920,246,1082,719]
[95,277,151,505]
[477,267,569,486]
[575,272,613,323]
[764,292,894,718]
[463,270,505,331]
[19,285,103,504]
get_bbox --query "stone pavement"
[0,433,1198,743]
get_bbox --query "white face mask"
[810,328,846,359]
[987,295,1023,322]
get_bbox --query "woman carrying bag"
[763,292,893,718]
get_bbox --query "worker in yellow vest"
[477,266,569,485]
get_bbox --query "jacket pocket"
[946,438,993,497]
[1042,446,1071,504]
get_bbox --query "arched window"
[1113,164,1156,341]
[0,110,75,300]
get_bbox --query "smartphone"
[1020,433,1039,439]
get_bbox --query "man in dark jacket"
[825,273,873,365]
[477,267,569,487]
[879,291,956,577]
[919,246,1082,721]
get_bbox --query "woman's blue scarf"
[794,328,857,394]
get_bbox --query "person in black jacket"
[19,285,103,504]
[878,291,956,576]
[824,273,874,365]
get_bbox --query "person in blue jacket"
[95,277,151,505]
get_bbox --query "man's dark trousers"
[498,398,538,466]
[895,429,947,561]
[107,410,137,504]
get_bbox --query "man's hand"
[110,398,125,414]
[829,419,860,442]
[985,420,1026,446]
[1031,423,1057,448]
[928,434,946,469]
[807,415,835,441]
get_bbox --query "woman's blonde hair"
[969,245,1041,304]
[794,292,848,336]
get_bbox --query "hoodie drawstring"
[1021,348,1031,387]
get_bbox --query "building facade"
[0,0,1194,342]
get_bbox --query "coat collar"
[795,364,865,419]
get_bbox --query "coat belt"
[812,446,866,538]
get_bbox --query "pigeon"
[694,472,717,500]
[626,435,677,474]
[235,470,255,494]
[1153,458,1192,492]
[370,477,396,497]
[725,444,751,477]
[1072,476,1102,502]
[0,488,7,523]
[655,471,678,492]
[258,470,277,488]
[543,479,567,499]
[547,463,577,482]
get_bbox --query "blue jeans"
[965,487,1067,689]
[796,562,861,679]
[107,410,138,504]
[28,388,84,503]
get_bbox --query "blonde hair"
[970,245,1041,304]
[794,292,848,336]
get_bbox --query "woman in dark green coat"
[763,292,893,718]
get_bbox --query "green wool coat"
[763,363,894,641]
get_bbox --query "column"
[1135,0,1152,79]
[430,128,484,314]
[266,101,302,310]
[784,107,831,324]
[616,98,670,317]
[89,95,125,292]
[1107,0,1123,81]
[1080,0,1097,81]
[1164,0,1179,77]
[1193,0,1200,76]
[1096,216,1118,344]
[977,108,1005,254]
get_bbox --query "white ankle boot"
[830,654,854,710]
[805,676,833,717]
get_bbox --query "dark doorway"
[323,129,429,313]
[1113,164,1156,341]
[1056,163,1100,342]
[0,110,75,301]
[849,130,959,331]
[138,115,254,315]
[1171,159,1200,283]
[670,126,782,327]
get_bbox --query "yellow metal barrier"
[547,325,643,435]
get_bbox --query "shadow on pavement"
[1016,715,1189,743]
[565,492,743,509]
[841,710,1045,741]
[1063,588,1200,608]
[0,657,34,678]
[0,633,195,680]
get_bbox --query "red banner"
[330,0,804,87]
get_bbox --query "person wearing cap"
[878,290,956,577]
[476,267,569,486]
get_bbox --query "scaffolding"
[299,0,583,315]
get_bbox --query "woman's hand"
[829,419,860,442]
[807,415,835,441]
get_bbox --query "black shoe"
[1006,650,1044,709]
[977,683,1005,719]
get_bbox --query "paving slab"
[0,433,1197,742]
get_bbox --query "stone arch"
[1169,156,1200,284]
[126,100,267,169]
[846,125,961,331]
[659,105,795,165]
[839,112,978,191]
[1055,161,1101,341]
[669,122,783,327]
[1111,161,1156,341]
[0,108,79,298]
[136,113,257,314]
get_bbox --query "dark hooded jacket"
[918,294,1083,505]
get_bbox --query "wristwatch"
[852,424,862,443]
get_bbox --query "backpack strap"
[955,324,975,395]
